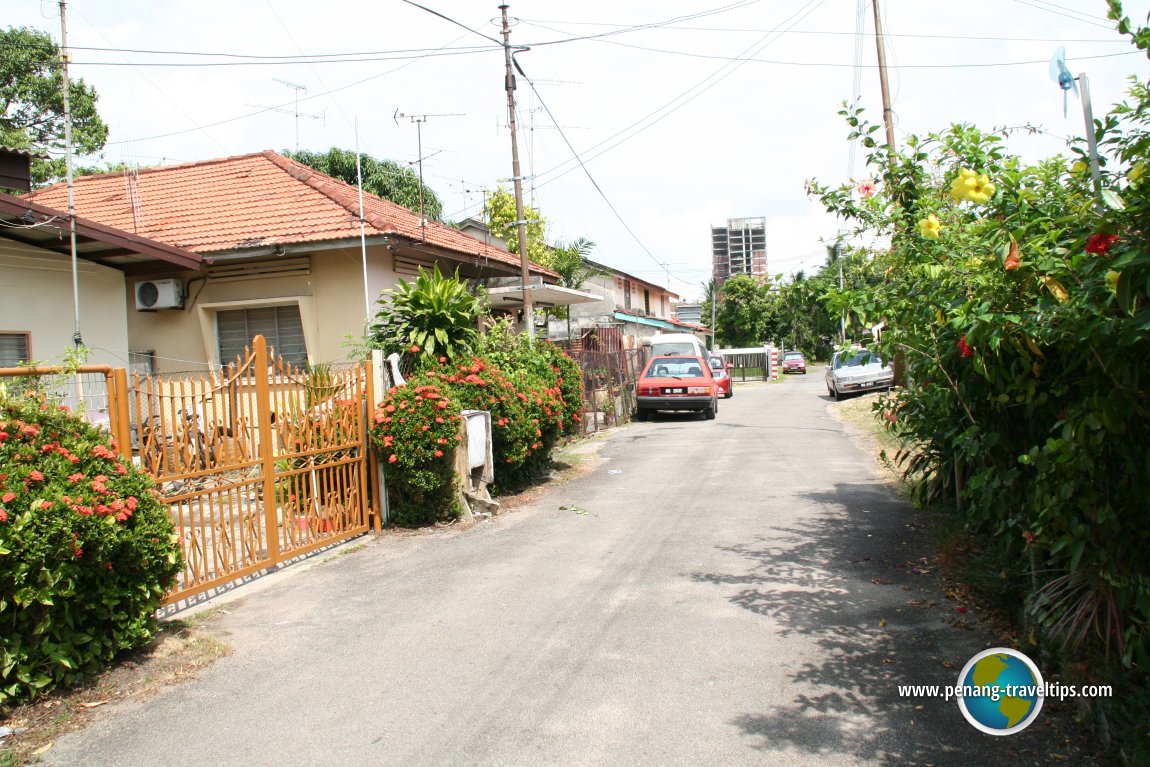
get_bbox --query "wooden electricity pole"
[499,4,534,339]
[872,0,897,167]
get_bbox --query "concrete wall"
[126,245,398,373]
[0,240,129,367]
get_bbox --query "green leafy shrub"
[368,376,463,527]
[368,264,481,362]
[474,319,584,437]
[0,392,181,702]
[809,59,1150,670]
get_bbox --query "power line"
[65,46,1138,70]
[1006,0,1117,30]
[519,62,691,287]
[0,38,498,60]
[65,48,500,67]
[533,0,831,189]
[517,20,1127,44]
[521,26,1138,70]
[102,32,479,147]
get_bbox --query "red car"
[781,351,807,374]
[635,355,718,421]
[709,354,733,398]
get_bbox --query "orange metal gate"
[127,336,377,605]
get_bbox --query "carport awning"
[486,283,600,310]
[613,311,677,329]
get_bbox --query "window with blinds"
[216,305,308,368]
[0,333,31,367]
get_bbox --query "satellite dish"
[1049,46,1078,117]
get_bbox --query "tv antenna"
[1049,46,1101,197]
[270,78,324,152]
[393,109,465,230]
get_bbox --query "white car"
[825,349,894,400]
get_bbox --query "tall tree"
[284,148,443,220]
[1,26,109,187]
[714,274,775,348]
[483,186,549,264]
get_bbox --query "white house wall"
[0,240,129,368]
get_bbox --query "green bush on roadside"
[0,391,181,702]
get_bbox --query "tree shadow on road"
[690,483,1098,767]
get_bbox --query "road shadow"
[691,482,1099,766]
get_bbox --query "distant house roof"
[0,191,204,272]
[26,150,554,276]
[587,257,678,299]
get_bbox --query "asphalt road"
[44,373,1072,766]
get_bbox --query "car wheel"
[705,403,717,420]
[635,410,648,422]
[833,387,844,401]
[724,390,733,399]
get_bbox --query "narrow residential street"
[44,375,1065,766]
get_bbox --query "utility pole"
[871,0,897,168]
[835,241,846,343]
[500,4,534,339]
[59,1,81,347]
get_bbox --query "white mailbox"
[461,410,493,484]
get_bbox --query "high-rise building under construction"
[711,217,767,283]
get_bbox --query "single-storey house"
[26,151,586,373]
[545,259,708,347]
[0,191,203,370]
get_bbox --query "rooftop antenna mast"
[393,109,464,231]
[272,78,322,152]
[1050,46,1102,199]
[58,0,82,347]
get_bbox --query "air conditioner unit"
[135,279,183,310]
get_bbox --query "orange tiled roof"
[26,150,554,276]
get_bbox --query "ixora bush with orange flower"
[369,375,464,527]
[0,391,181,702]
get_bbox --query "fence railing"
[566,347,646,434]
[1,338,379,608]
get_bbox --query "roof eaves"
[0,192,206,270]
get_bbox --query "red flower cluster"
[1085,232,1118,255]
[957,335,973,358]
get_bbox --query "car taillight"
[638,384,655,395]
[687,386,709,395]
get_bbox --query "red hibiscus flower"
[1085,233,1118,255]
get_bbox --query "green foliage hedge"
[809,52,1150,671]
[369,332,585,523]
[0,392,181,702]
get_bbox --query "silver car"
[825,349,894,400]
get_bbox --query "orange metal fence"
[1,336,378,607]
